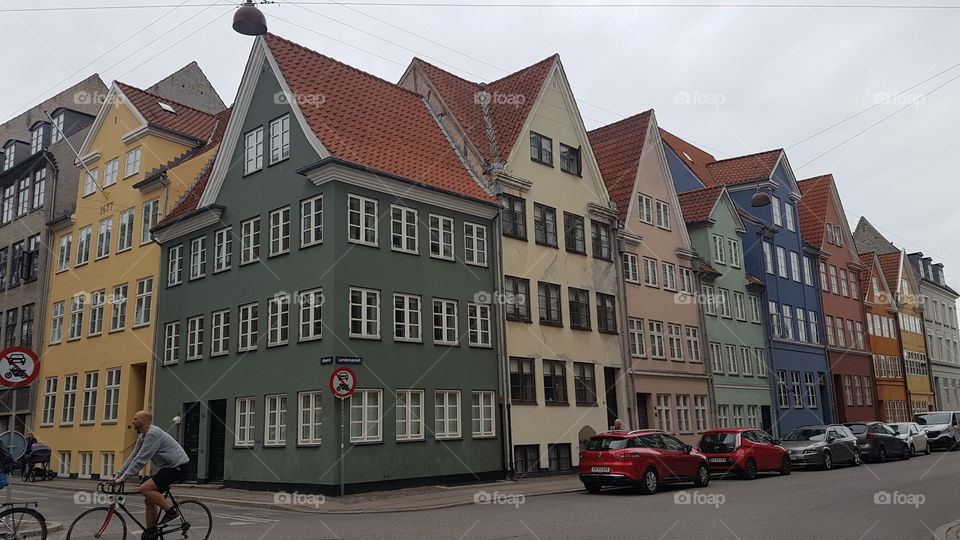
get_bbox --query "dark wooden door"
[206,400,227,482]
[182,402,201,481]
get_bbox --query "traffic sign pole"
[339,398,345,498]
[328,367,357,498]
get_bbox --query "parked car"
[888,422,930,456]
[779,425,861,470]
[913,411,960,451]
[845,422,909,462]
[698,428,790,479]
[579,430,710,494]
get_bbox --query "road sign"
[0,347,40,387]
[0,432,26,461]
[329,367,357,399]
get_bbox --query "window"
[733,292,746,321]
[656,394,672,432]
[662,262,677,291]
[301,195,323,248]
[394,389,424,441]
[57,234,72,272]
[728,238,741,268]
[530,131,553,165]
[269,115,290,163]
[49,301,64,344]
[591,220,612,260]
[298,391,323,445]
[82,168,98,197]
[790,252,801,282]
[31,125,44,153]
[510,357,536,403]
[668,324,683,360]
[51,114,64,144]
[432,299,458,345]
[829,265,839,294]
[32,169,45,209]
[782,305,794,340]
[348,194,378,246]
[803,256,814,286]
[771,196,782,226]
[755,348,767,377]
[186,316,204,360]
[41,377,57,426]
[96,217,112,259]
[628,318,645,357]
[680,268,694,294]
[623,253,639,283]
[717,405,729,428]
[784,202,795,231]
[853,376,863,406]
[819,263,829,292]
[808,311,820,344]
[134,278,152,327]
[213,227,231,272]
[141,199,159,244]
[776,246,787,278]
[115,209,134,252]
[467,303,492,347]
[7,242,22,288]
[677,395,691,433]
[637,194,653,224]
[264,394,287,446]
[81,371,98,423]
[712,235,726,265]
[597,293,617,333]
[235,397,255,447]
[726,344,738,375]
[166,245,183,287]
[392,293,420,343]
[61,374,77,425]
[429,214,454,260]
[350,390,382,442]
[3,309,16,349]
[269,207,291,256]
[568,287,591,330]
[238,302,259,352]
[849,274,859,300]
[643,257,658,286]
[434,390,462,439]
[718,289,731,318]
[464,222,487,266]
[0,247,7,288]
[710,343,723,373]
[763,242,774,274]
[501,194,526,239]
[732,405,744,427]
[559,143,581,174]
[694,395,708,432]
[792,372,803,408]
[655,200,671,229]
[189,237,206,279]
[101,453,115,478]
[796,308,807,342]
[211,310,230,355]
[110,284,127,332]
[538,282,562,326]
[505,277,531,322]
[472,391,496,437]
[103,368,120,422]
[58,452,71,476]
[840,269,849,296]
[856,322,865,349]
[163,322,180,365]
[805,372,818,407]
[79,452,93,478]
[533,203,558,247]
[244,127,263,174]
[124,147,141,178]
[702,285,715,315]
[103,158,119,188]
[68,295,84,340]
[563,212,586,254]
[776,371,789,408]
[349,288,379,339]
[686,327,701,362]
[88,291,105,336]
[240,217,260,264]
[573,363,596,404]
[864,377,873,406]
[836,318,846,347]
[543,360,568,404]
[648,321,665,358]
[769,301,781,338]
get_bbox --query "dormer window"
[31,125,46,154]
[530,131,553,166]
[50,114,64,144]
[3,146,13,171]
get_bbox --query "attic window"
[158,102,177,114]
[683,151,693,162]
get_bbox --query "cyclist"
[111,410,189,529]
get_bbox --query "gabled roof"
[677,185,725,224]
[877,251,903,294]
[853,216,898,255]
[703,149,783,187]
[587,111,653,221]
[263,33,494,202]
[409,55,556,165]
[796,175,832,246]
[858,251,877,301]
[658,128,716,185]
[115,82,219,142]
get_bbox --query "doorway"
[761,406,772,435]
[636,393,650,429]
[182,403,201,481]
[207,400,227,483]
[603,367,620,428]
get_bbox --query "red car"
[578,430,710,494]
[698,428,791,479]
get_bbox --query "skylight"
[683,151,693,162]
[158,102,177,114]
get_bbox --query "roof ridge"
[115,81,216,121]
[411,57,483,88]
[587,109,654,136]
[487,54,558,86]
[708,148,782,166]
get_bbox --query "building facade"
[908,253,960,410]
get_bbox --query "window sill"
[534,241,559,249]
[298,336,323,344]
[510,400,538,406]
[210,352,229,358]
[80,422,95,426]
[186,357,202,362]
[262,443,287,448]
[132,323,150,330]
[429,255,456,262]
[237,348,258,353]
[88,332,102,339]
[468,343,494,349]
[268,156,290,167]
[576,401,597,407]
[644,283,660,289]
[540,320,563,328]
[435,436,462,441]
[233,445,255,449]
[101,421,118,425]
[117,247,132,255]
[239,260,260,267]
[349,335,381,341]
[350,440,384,446]
[570,326,592,332]
[465,260,488,268]
[390,247,418,256]
[433,342,460,347]
[545,401,570,407]
[266,342,289,349]
[531,158,554,168]
[108,328,124,334]
[598,329,619,335]
[347,240,379,248]
[565,249,587,257]
[506,317,533,324]
[95,255,110,262]
[502,233,528,242]
[39,423,54,428]
[297,443,322,448]
[472,434,497,439]
[167,282,182,288]
[212,267,231,274]
[188,275,205,281]
[396,438,426,443]
[267,251,290,259]
[49,342,61,346]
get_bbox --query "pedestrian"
[610,419,624,431]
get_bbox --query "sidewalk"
[12,474,584,514]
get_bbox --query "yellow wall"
[898,260,934,412]
[35,94,213,477]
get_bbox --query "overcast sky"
[3,1,959,288]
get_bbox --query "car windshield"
[847,424,868,435]
[585,437,630,451]
[783,428,825,441]
[699,432,737,452]
[914,413,953,425]
[888,423,910,433]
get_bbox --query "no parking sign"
[0,347,40,387]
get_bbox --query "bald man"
[112,411,189,529]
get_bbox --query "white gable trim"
[771,152,801,199]
[826,179,863,263]
[197,37,330,208]
[76,84,148,157]
[647,111,694,249]
[715,187,747,233]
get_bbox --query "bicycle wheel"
[20,465,30,483]
[171,501,212,540]
[66,507,126,539]
[0,507,48,540]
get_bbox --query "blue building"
[660,129,834,435]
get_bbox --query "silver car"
[780,425,861,470]
[888,422,930,456]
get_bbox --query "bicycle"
[0,501,47,539]
[66,481,211,539]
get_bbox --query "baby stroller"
[21,443,55,482]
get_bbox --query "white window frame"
[244,127,263,174]
[57,233,72,272]
[638,194,653,224]
[790,251,801,282]
[240,217,261,265]
[347,194,378,247]
[776,246,787,278]
[235,397,255,447]
[117,208,135,252]
[435,390,461,439]
[655,200,671,230]
[134,277,153,327]
[83,168,98,197]
[464,222,487,266]
[123,147,141,178]
[432,298,458,345]
[49,301,64,344]
[298,391,323,445]
[167,245,183,286]
[68,295,84,341]
[103,158,119,188]
[269,114,290,164]
[163,321,180,365]
[301,195,323,248]
[467,303,491,347]
[472,391,496,438]
[429,214,455,261]
[41,377,57,426]
[88,290,105,336]
[349,288,380,339]
[712,234,726,265]
[104,368,121,423]
[211,309,230,356]
[390,205,418,254]
[238,302,259,352]
[186,316,204,360]
[96,217,112,259]
[214,227,232,273]
[269,206,291,257]
[350,389,382,443]
[803,256,814,286]
[623,253,640,283]
[141,199,160,245]
[264,394,287,446]
[763,242,774,274]
[61,375,77,425]
[628,318,645,357]
[110,284,127,332]
[268,294,290,347]
[298,289,323,342]
[728,238,741,268]
[396,389,425,441]
[755,348,767,377]
[189,236,206,280]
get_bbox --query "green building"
[151,34,503,493]
[677,186,775,433]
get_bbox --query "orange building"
[860,252,910,421]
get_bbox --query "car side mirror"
[827,435,836,443]
[773,439,781,445]
[684,444,693,454]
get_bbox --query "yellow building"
[36,79,227,478]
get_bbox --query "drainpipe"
[692,261,718,432]
[919,312,938,410]
[31,153,59,432]
[145,177,171,415]
[614,233,636,430]
[492,207,513,480]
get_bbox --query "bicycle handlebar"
[97,480,125,494]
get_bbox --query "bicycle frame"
[96,483,184,537]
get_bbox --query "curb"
[933,520,960,540]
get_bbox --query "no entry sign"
[0,347,40,387]
[329,367,357,399]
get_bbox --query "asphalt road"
[10,450,960,539]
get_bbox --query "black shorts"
[149,465,187,492]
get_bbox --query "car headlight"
[802,448,819,454]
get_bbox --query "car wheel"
[903,445,912,460]
[853,451,862,466]
[925,444,931,455]
[822,451,833,471]
[779,456,791,475]
[694,463,710,487]
[739,458,758,480]
[909,444,916,457]
[638,467,659,495]
[877,446,887,463]
[584,482,602,493]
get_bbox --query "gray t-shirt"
[117,425,189,480]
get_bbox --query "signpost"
[0,348,39,505]
[329,367,357,497]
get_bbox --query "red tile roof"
[676,185,724,224]
[587,111,653,221]
[658,128,717,185]
[116,82,219,142]
[699,262,721,275]
[877,252,902,293]
[410,55,556,165]
[746,273,765,287]
[796,174,833,246]
[161,107,232,225]
[263,34,494,202]
[858,251,878,301]
[703,149,782,187]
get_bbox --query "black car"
[844,422,909,462]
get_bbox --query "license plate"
[591,466,610,473]
[708,458,726,463]
[790,455,801,461]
